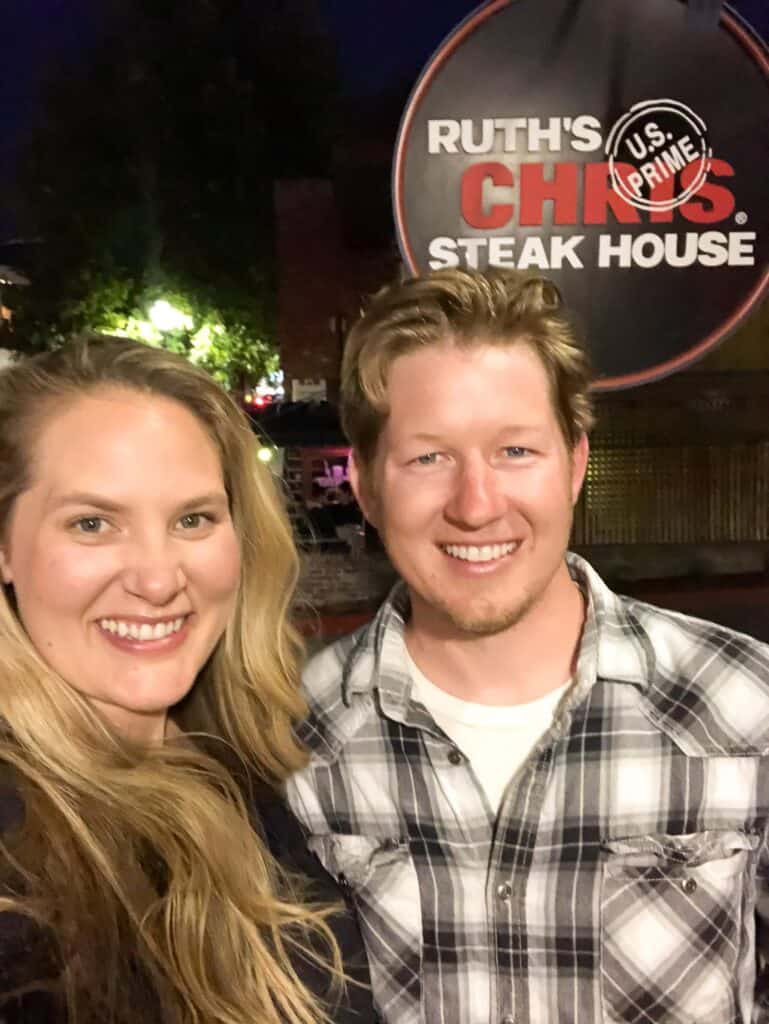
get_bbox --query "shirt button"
[501,1015,515,1024]
[447,747,463,765]
[497,882,512,902]
[681,877,698,895]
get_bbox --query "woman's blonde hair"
[341,267,595,473]
[0,337,341,1023]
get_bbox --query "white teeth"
[443,542,517,563]
[98,617,186,640]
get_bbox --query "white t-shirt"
[407,651,570,814]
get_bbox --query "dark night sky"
[1,1,98,174]
[1,0,767,237]
[321,0,769,94]
[320,0,484,93]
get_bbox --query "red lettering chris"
[583,163,641,224]
[460,162,514,229]
[518,162,579,225]
[459,159,736,228]
[680,159,736,224]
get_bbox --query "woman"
[0,337,373,1023]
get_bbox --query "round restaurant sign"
[393,0,769,389]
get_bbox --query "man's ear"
[349,451,380,529]
[570,432,589,505]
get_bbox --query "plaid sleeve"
[286,763,332,837]
[755,823,769,1022]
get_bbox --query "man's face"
[351,341,588,639]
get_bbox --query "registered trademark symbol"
[735,211,748,225]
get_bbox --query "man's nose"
[444,459,507,529]
[120,538,186,606]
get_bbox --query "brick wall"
[274,178,397,402]
[296,551,397,615]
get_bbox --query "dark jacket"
[0,778,375,1024]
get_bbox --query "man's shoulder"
[302,624,370,701]
[571,555,769,753]
[607,589,769,755]
[574,554,769,681]
[616,588,769,674]
[302,583,408,702]
[298,622,380,760]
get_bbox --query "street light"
[148,300,193,333]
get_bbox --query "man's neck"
[404,564,586,706]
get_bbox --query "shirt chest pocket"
[307,833,424,1019]
[600,828,757,1024]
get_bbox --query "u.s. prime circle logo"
[393,0,769,389]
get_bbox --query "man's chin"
[436,594,536,638]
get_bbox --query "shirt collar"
[342,554,655,712]
[567,552,656,692]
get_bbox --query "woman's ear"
[0,547,13,585]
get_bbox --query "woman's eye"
[73,516,107,534]
[503,446,530,458]
[178,512,211,530]
[413,452,440,466]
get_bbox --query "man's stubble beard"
[425,585,540,638]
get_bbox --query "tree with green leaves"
[8,0,337,384]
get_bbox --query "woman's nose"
[120,541,186,605]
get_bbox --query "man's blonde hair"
[341,267,594,470]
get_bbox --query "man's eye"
[73,516,106,534]
[414,453,440,466]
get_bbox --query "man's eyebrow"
[402,426,547,443]
[404,433,446,445]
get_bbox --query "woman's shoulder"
[0,774,63,1023]
[0,767,24,837]
[0,913,62,1022]
[250,784,376,1023]
[0,918,61,1024]
[250,782,337,895]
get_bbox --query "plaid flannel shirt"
[288,554,769,1024]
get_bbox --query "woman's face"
[0,389,242,742]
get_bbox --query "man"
[288,268,769,1024]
